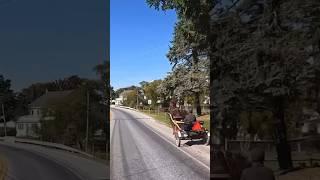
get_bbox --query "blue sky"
[111,0,177,89]
[0,0,107,91]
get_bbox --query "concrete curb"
[0,137,93,158]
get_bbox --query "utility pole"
[1,104,6,137]
[85,90,90,152]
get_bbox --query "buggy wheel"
[175,134,181,147]
[203,132,210,146]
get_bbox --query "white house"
[114,96,124,105]
[301,108,320,135]
[16,90,73,138]
[114,90,132,106]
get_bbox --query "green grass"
[197,114,210,131]
[140,109,210,131]
[140,110,172,127]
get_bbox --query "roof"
[17,115,54,123]
[17,115,40,123]
[29,90,73,108]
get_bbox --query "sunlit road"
[0,142,108,180]
[110,107,210,180]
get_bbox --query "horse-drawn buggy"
[168,112,210,147]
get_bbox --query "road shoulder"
[0,154,7,180]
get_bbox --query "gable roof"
[29,90,73,108]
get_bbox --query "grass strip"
[140,109,210,131]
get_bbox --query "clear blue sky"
[111,0,177,89]
[0,0,107,91]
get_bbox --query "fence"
[225,136,320,170]
[226,136,320,153]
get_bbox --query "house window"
[31,110,34,115]
[18,124,24,129]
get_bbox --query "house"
[114,97,124,105]
[16,90,73,138]
[114,90,131,106]
[301,108,320,135]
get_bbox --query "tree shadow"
[184,139,206,146]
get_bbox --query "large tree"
[147,0,320,170]
[140,80,162,108]
[149,1,211,116]
[211,0,320,169]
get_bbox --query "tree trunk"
[273,96,293,169]
[195,92,202,116]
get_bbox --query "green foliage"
[39,80,106,148]
[141,80,162,108]
[115,86,139,97]
[93,60,109,100]
[147,0,211,116]
[210,0,320,139]
[0,75,16,121]
[122,90,138,108]
[110,86,116,100]
[239,111,273,139]
[147,0,320,140]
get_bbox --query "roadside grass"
[139,110,172,127]
[197,114,210,131]
[140,109,210,131]
[94,152,108,161]
[0,155,7,180]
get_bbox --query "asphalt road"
[110,107,210,180]
[0,143,80,180]
[0,142,108,180]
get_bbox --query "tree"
[93,60,109,101]
[147,0,320,170]
[93,61,108,87]
[39,80,105,149]
[147,0,212,115]
[209,0,320,169]
[110,86,116,100]
[141,80,162,108]
[0,75,16,122]
[122,90,138,108]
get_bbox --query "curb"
[0,137,94,158]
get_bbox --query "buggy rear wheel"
[203,132,210,146]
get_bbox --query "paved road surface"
[110,107,210,180]
[0,142,108,180]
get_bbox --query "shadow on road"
[184,139,207,146]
